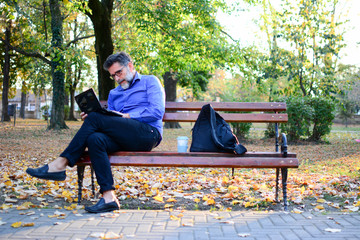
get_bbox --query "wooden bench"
[76,102,298,210]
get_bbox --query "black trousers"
[60,112,161,193]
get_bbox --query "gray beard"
[120,69,133,89]
[120,80,130,89]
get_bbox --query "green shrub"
[276,96,335,141]
[307,97,335,141]
[264,123,276,138]
[231,122,252,140]
[279,96,313,141]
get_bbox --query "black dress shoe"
[85,198,120,213]
[26,164,66,181]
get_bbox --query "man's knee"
[86,132,107,148]
[85,112,101,121]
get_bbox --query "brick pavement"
[0,209,360,240]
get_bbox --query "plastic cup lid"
[177,136,188,140]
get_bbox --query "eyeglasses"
[110,66,125,80]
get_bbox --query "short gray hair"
[103,52,132,70]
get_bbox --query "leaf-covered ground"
[0,119,359,214]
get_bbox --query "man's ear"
[128,62,135,72]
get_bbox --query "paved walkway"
[1,209,360,240]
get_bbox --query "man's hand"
[122,113,130,118]
[80,112,88,121]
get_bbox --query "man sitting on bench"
[26,52,166,213]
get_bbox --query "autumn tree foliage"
[113,2,242,96]
[257,0,346,98]
[1,0,356,134]
[1,0,94,129]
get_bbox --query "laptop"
[75,88,123,117]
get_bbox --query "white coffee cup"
[177,136,189,153]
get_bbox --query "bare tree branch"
[0,36,51,64]
[65,34,95,48]
[113,12,127,26]
[220,29,238,43]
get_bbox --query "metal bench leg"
[77,165,85,204]
[275,168,280,202]
[90,166,95,197]
[281,168,289,211]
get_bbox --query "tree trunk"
[20,90,26,119]
[87,0,114,100]
[64,92,69,106]
[67,86,77,121]
[163,71,181,129]
[1,21,11,122]
[48,0,68,129]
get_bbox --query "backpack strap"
[234,144,247,154]
[208,104,233,151]
[208,104,225,148]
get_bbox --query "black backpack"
[190,104,247,154]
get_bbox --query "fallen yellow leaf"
[293,208,303,214]
[22,222,35,227]
[64,206,74,211]
[300,186,305,194]
[16,205,29,210]
[221,192,235,199]
[1,204,12,210]
[101,231,123,239]
[228,185,238,192]
[11,222,22,228]
[153,195,164,203]
[244,202,252,208]
[315,205,325,210]
[4,180,12,187]
[145,189,153,197]
[170,215,180,220]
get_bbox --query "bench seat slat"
[163,113,288,123]
[78,156,298,168]
[165,102,287,112]
[78,152,298,168]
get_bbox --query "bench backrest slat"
[100,101,288,123]
[163,113,288,123]
[165,102,286,112]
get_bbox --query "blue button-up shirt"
[107,72,165,137]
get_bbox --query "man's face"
[108,62,133,89]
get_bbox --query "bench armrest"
[280,133,288,157]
